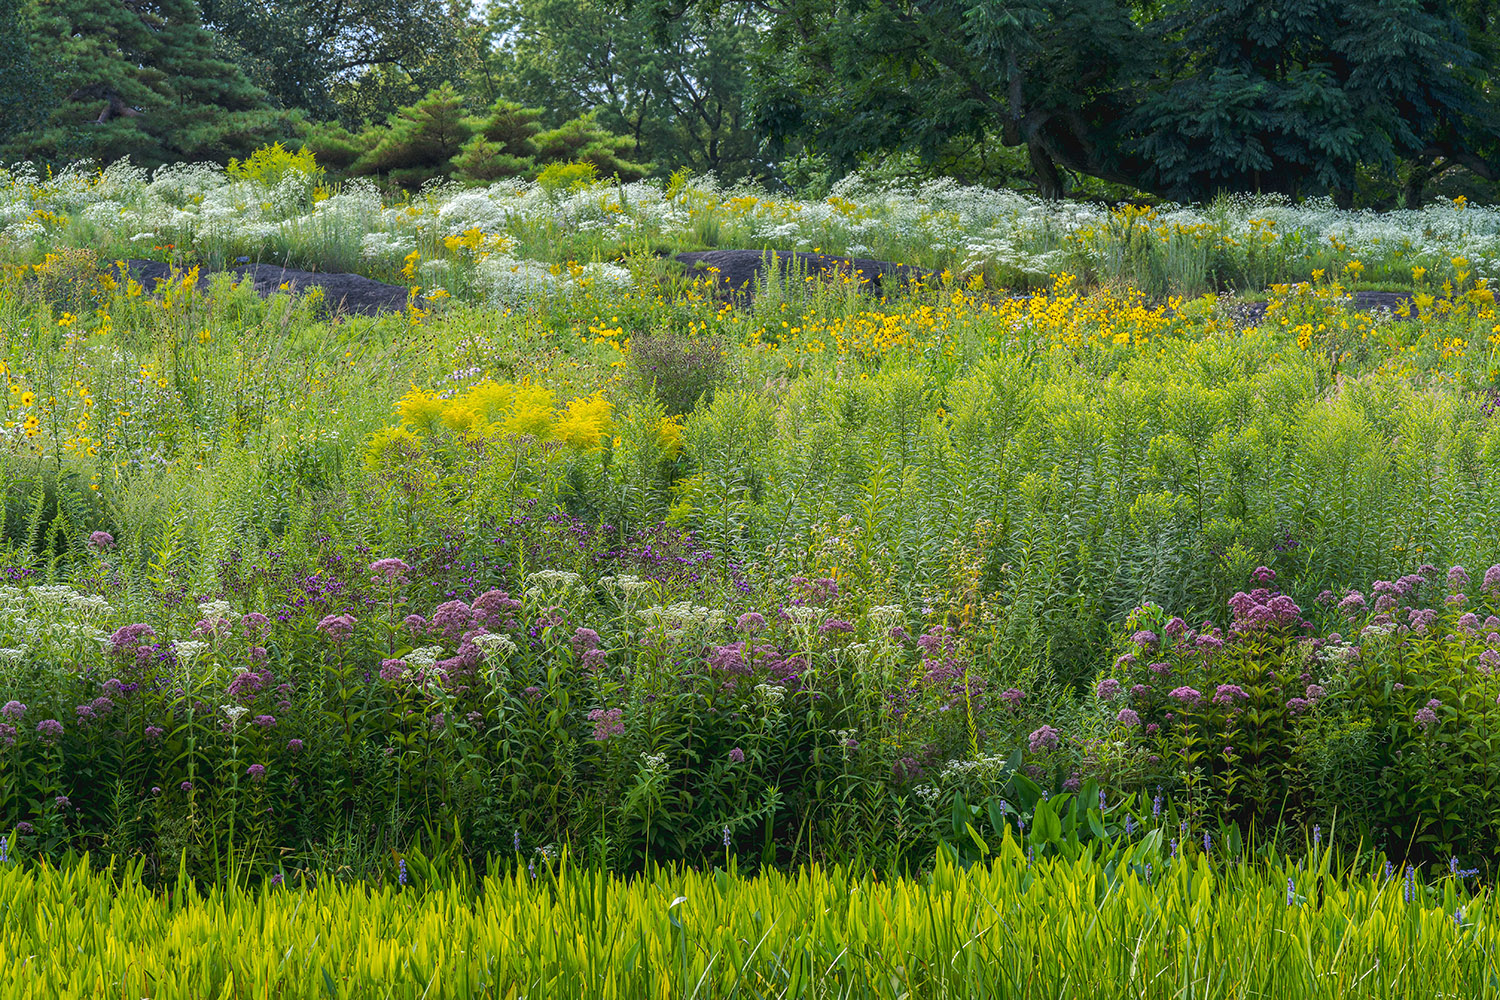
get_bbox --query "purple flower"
[1096,678,1123,701]
[403,614,428,633]
[1286,697,1312,714]
[54,795,69,810]
[0,723,14,748]
[1211,684,1247,706]
[999,688,1025,711]
[570,628,602,658]
[286,739,304,753]
[1063,773,1081,792]
[1164,617,1187,638]
[369,558,410,582]
[314,613,357,643]
[1338,592,1367,618]
[1117,707,1140,727]
[588,707,625,741]
[708,643,749,675]
[819,619,855,636]
[728,747,745,763]
[253,715,277,728]
[0,701,25,721]
[1449,566,1472,590]
[1168,686,1202,707]
[143,725,165,742]
[35,719,62,741]
[180,781,193,792]
[87,531,115,551]
[227,671,265,700]
[107,623,156,653]
[1252,566,1276,584]
[1480,650,1500,672]
[1028,725,1060,752]
[1131,630,1160,650]
[246,764,267,782]
[523,686,543,701]
[1415,706,1438,731]
[1484,565,1500,594]
[1130,684,1150,699]
[736,612,766,632]
[429,601,475,641]
[379,659,406,682]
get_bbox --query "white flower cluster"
[599,574,651,596]
[0,585,114,663]
[525,569,582,591]
[472,632,518,658]
[11,158,1500,309]
[403,646,446,669]
[638,602,727,640]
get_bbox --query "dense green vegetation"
[4,0,1500,202]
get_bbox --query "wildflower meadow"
[3,152,1500,995]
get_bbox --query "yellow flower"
[553,394,613,450]
[396,387,447,435]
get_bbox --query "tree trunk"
[1029,140,1063,199]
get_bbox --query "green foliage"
[453,100,544,182]
[1134,0,1490,200]
[198,0,474,126]
[6,0,286,169]
[479,0,764,181]
[0,0,47,147]
[623,332,731,417]
[0,847,1495,995]
[350,83,475,188]
[531,113,650,181]
[673,0,1500,200]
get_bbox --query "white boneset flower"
[403,646,445,669]
[472,633,518,658]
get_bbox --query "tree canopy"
[656,0,1500,200]
[7,0,284,168]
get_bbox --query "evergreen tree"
[6,0,283,168]
[532,113,651,181]
[0,0,48,147]
[453,100,545,182]
[350,84,475,188]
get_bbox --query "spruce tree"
[6,0,283,168]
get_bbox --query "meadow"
[1,151,1500,991]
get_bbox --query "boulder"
[122,259,410,317]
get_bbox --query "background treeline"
[3,0,1500,204]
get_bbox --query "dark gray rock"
[675,250,933,305]
[122,259,409,317]
[1230,290,1422,327]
